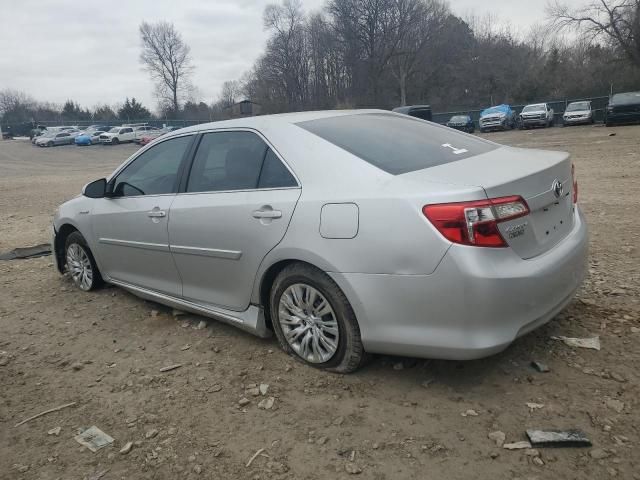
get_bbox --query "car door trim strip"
[99,238,169,252]
[170,245,242,260]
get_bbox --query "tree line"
[2,0,639,125]
[235,0,640,113]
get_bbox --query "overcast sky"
[0,0,584,112]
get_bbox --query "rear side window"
[258,149,296,188]
[187,131,297,192]
[187,131,266,192]
[297,113,497,175]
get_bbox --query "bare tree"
[139,21,193,114]
[547,0,640,67]
[390,0,448,106]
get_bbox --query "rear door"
[91,134,195,295]
[120,127,134,142]
[55,132,70,145]
[169,130,301,311]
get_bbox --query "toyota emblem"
[552,179,564,198]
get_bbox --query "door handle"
[147,210,166,218]
[252,208,282,219]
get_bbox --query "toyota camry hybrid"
[52,110,588,373]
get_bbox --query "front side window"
[111,135,192,197]
[186,131,295,193]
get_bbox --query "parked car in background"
[29,125,48,140]
[446,115,475,133]
[99,126,135,144]
[138,126,183,146]
[392,105,432,121]
[80,125,109,133]
[133,126,160,144]
[35,130,77,146]
[52,110,587,372]
[520,103,554,129]
[75,130,109,146]
[605,91,640,126]
[479,105,516,132]
[562,101,594,126]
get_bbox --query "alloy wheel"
[66,243,93,291]
[278,283,339,364]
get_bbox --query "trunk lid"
[402,146,574,259]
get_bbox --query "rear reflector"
[423,196,529,247]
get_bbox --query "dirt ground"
[0,125,639,480]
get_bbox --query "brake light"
[572,163,578,204]
[423,196,529,247]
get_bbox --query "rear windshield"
[296,113,497,175]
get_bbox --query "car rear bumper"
[330,207,588,360]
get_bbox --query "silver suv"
[520,103,555,129]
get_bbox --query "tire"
[112,137,119,145]
[480,128,486,133]
[47,141,54,147]
[64,231,103,291]
[269,263,365,373]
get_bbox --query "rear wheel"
[270,263,365,373]
[64,232,103,291]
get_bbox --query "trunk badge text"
[505,221,528,239]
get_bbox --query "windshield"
[611,92,640,105]
[482,106,507,116]
[450,116,468,122]
[522,104,545,113]
[108,127,120,133]
[566,102,590,112]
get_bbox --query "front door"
[91,134,195,295]
[169,131,301,311]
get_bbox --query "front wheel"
[64,232,103,291]
[270,263,365,373]
[47,141,54,147]
[112,137,119,145]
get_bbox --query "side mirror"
[83,178,107,198]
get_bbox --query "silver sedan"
[52,111,588,372]
[36,130,79,147]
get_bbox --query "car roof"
[167,109,388,137]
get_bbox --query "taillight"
[572,163,578,204]
[423,196,529,248]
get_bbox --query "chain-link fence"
[1,94,614,138]
[432,96,610,126]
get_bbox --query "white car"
[520,103,555,129]
[99,127,135,145]
[133,126,160,144]
[563,101,595,126]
